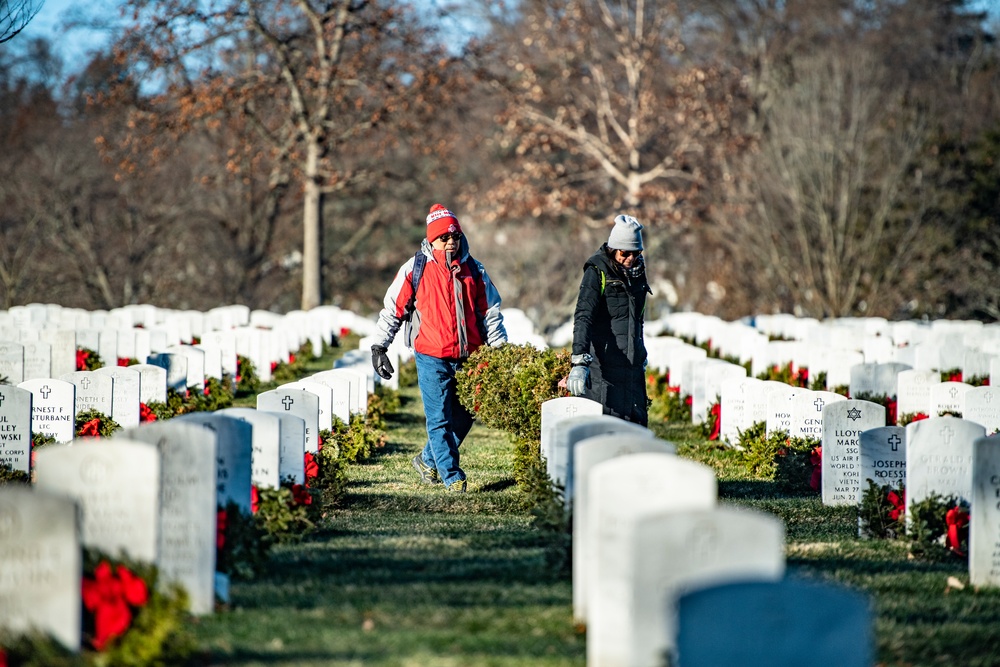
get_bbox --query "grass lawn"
[193,353,1000,667]
[192,375,585,667]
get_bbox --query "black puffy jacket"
[571,244,651,424]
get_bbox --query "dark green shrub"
[906,493,969,562]
[455,344,571,444]
[859,479,905,539]
[738,423,820,494]
[254,482,318,545]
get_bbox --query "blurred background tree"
[0,0,998,328]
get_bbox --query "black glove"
[371,344,394,380]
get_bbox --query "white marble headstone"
[821,400,886,506]
[0,487,81,650]
[971,435,1000,588]
[573,435,677,623]
[905,417,984,521]
[587,453,716,667]
[123,421,218,615]
[34,439,161,563]
[0,385,32,474]
[896,369,939,419]
[219,408,281,490]
[258,388,320,454]
[963,386,1000,435]
[540,396,604,470]
[94,365,141,429]
[176,413,253,513]
[18,378,75,442]
[858,426,907,502]
[627,507,785,667]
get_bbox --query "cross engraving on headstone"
[814,398,826,412]
[281,395,294,410]
[940,426,955,445]
[0,393,4,407]
[567,405,579,417]
[987,392,994,404]
[80,377,91,390]
[888,434,902,452]
[949,387,959,400]
[40,385,51,398]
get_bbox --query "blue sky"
[17,0,1000,72]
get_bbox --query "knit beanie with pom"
[426,204,462,242]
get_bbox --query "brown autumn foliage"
[1,0,999,328]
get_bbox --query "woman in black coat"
[567,215,652,426]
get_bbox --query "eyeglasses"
[435,233,462,243]
[616,249,642,258]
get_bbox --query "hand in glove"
[371,345,394,380]
[566,365,590,396]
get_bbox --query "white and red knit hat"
[426,203,462,242]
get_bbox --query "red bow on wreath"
[79,418,101,438]
[708,404,721,441]
[216,509,227,551]
[305,452,319,484]
[809,446,823,490]
[139,403,157,423]
[946,506,970,557]
[82,561,149,651]
[251,485,260,514]
[887,490,905,521]
[290,483,313,506]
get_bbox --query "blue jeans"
[415,352,475,487]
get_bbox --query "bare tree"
[713,47,939,318]
[467,0,749,327]
[0,0,42,44]
[107,0,453,311]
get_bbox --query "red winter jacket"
[375,239,507,359]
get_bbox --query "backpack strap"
[405,250,426,318]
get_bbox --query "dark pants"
[587,362,648,426]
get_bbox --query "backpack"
[402,249,483,348]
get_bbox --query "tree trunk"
[301,138,323,310]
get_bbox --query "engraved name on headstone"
[18,378,75,442]
[821,400,886,506]
[0,385,32,475]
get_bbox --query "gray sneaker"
[412,455,441,485]
[446,478,467,493]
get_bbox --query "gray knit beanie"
[607,214,644,251]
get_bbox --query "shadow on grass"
[386,411,425,426]
[478,478,517,493]
[718,478,781,499]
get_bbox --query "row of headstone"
[537,396,872,667]
[0,302,395,650]
[650,312,1000,391]
[0,302,385,391]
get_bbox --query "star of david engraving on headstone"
[80,377,91,390]
[281,395,294,410]
[814,398,826,412]
[940,426,955,445]
[949,386,959,400]
[40,385,51,399]
[888,434,902,452]
[847,407,862,421]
